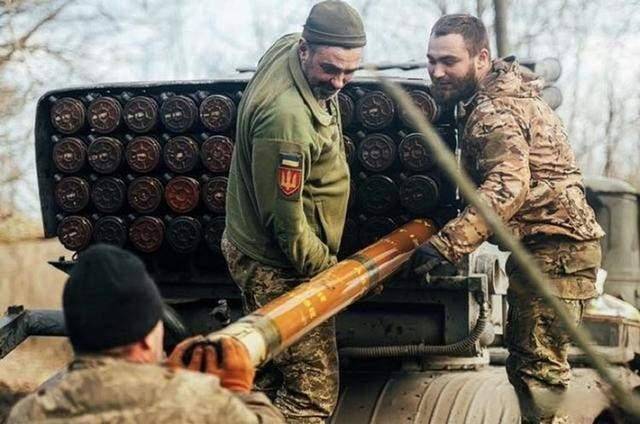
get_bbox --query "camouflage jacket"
[7,356,284,424]
[430,58,604,264]
[225,33,350,277]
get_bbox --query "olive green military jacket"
[225,33,350,277]
[7,356,284,423]
[430,58,604,297]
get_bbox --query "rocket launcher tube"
[208,219,438,367]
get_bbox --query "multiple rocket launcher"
[39,79,456,273]
[36,79,456,365]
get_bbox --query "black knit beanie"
[63,244,163,352]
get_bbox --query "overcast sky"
[1,0,639,214]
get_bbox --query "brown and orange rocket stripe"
[208,219,438,367]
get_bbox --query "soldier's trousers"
[221,235,339,424]
[505,239,599,424]
[506,290,584,424]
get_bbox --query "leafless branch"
[0,0,75,65]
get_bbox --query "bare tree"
[2,0,640,216]
[602,78,623,177]
[0,0,177,214]
[476,0,487,17]
[493,0,509,56]
[0,1,74,69]
[0,0,77,213]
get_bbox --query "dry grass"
[0,237,74,392]
[0,212,43,244]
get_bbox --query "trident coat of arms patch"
[278,152,303,198]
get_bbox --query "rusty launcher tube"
[207,218,438,367]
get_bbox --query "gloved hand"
[166,336,255,393]
[165,335,207,369]
[207,337,255,393]
[405,241,456,278]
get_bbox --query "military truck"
[1,66,640,422]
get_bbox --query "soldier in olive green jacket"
[223,2,366,422]
[408,15,604,424]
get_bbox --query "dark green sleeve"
[252,137,335,276]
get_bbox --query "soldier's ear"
[475,48,491,75]
[299,39,311,62]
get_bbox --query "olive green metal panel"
[332,366,640,423]
[585,177,640,307]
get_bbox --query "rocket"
[208,219,438,366]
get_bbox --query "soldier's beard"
[431,66,479,109]
[300,54,339,101]
[311,84,339,101]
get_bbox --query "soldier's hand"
[165,335,207,369]
[405,242,456,279]
[207,337,255,394]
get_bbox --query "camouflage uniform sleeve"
[178,371,285,423]
[252,112,336,276]
[430,106,530,263]
[6,396,35,424]
[234,391,286,423]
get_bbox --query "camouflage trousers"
[221,235,339,424]
[506,290,584,424]
[505,238,599,424]
[506,247,600,423]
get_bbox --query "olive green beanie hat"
[302,1,367,48]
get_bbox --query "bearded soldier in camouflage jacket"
[407,14,604,424]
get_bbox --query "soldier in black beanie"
[8,244,284,423]
[63,243,165,354]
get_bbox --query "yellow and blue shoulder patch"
[278,152,302,198]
